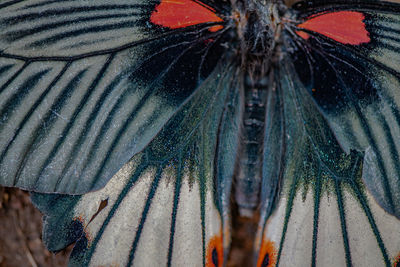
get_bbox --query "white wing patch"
[257,179,400,266]
[171,178,203,266]
[71,160,153,266]
[60,151,226,267]
[364,189,400,262]
[0,0,151,57]
[316,193,347,266]
[133,171,175,266]
[344,188,387,266]
[278,189,313,266]
[259,195,286,248]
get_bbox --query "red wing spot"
[206,232,223,267]
[257,238,277,267]
[150,0,223,32]
[393,252,400,267]
[296,11,370,45]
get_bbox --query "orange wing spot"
[209,25,224,32]
[257,238,277,267]
[295,30,310,40]
[150,0,223,32]
[393,252,400,267]
[206,232,224,267]
[297,11,370,45]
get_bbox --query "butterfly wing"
[0,0,227,194]
[257,57,400,266]
[31,60,242,266]
[256,1,400,266]
[1,0,242,265]
[290,0,400,218]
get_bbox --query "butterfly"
[0,0,400,266]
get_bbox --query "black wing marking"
[286,0,400,218]
[256,56,400,267]
[0,0,229,194]
[31,62,241,266]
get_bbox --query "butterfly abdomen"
[235,74,268,216]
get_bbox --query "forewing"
[256,56,400,267]
[0,0,227,194]
[287,0,400,219]
[31,62,242,266]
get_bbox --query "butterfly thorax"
[232,0,283,66]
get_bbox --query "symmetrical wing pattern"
[0,0,400,266]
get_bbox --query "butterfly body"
[0,0,400,266]
[232,0,285,216]
[235,71,268,215]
